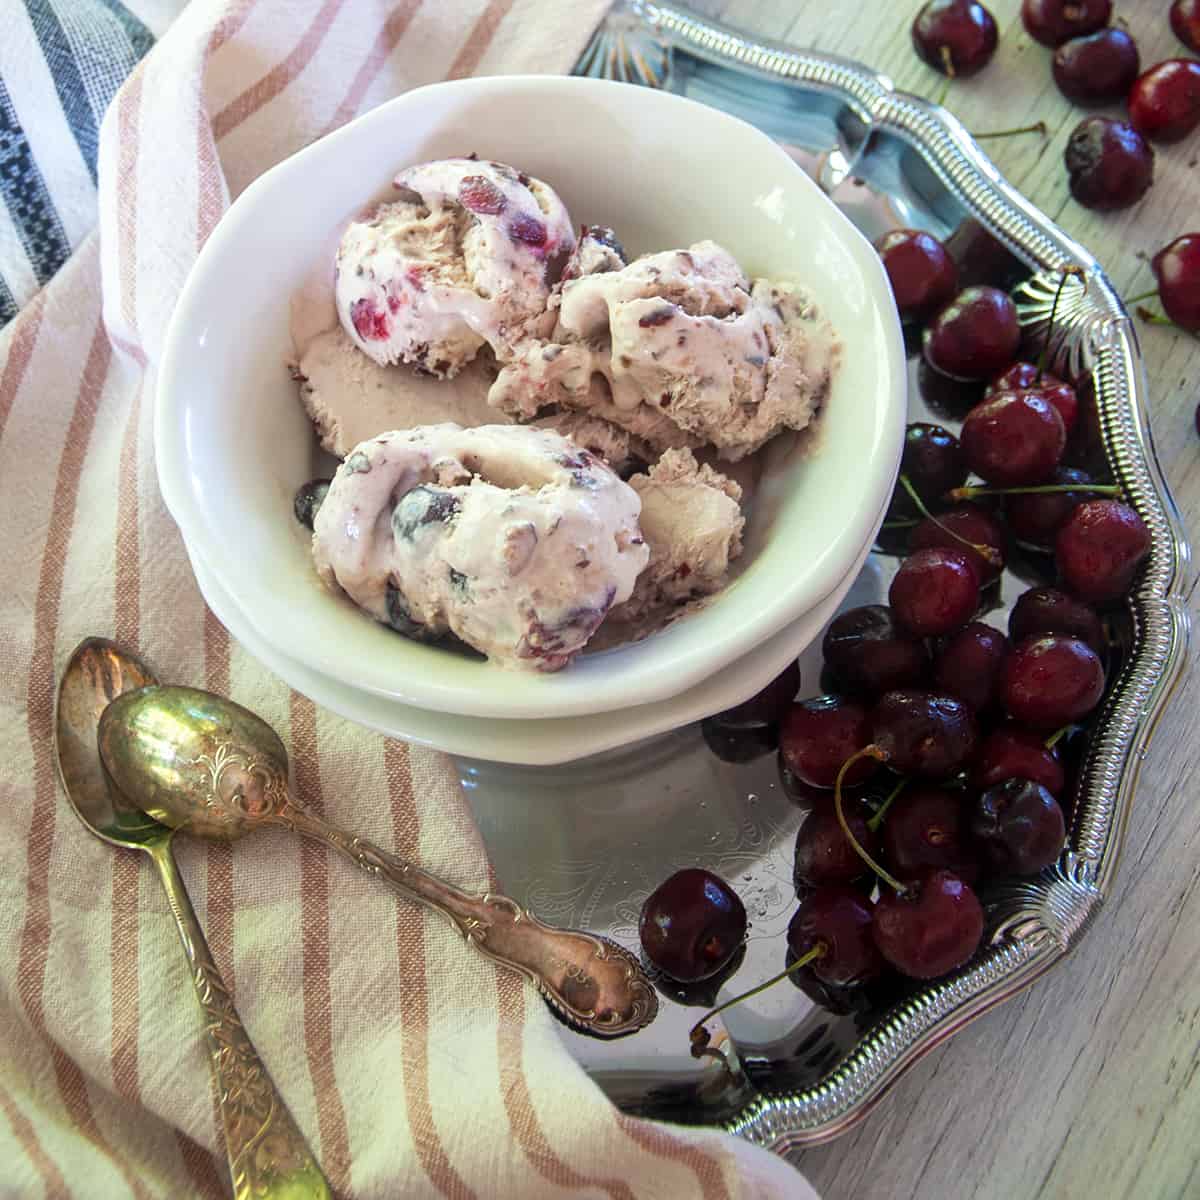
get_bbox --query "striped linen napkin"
[0,0,820,1195]
[0,0,174,328]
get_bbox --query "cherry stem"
[1125,289,1158,305]
[1136,308,1200,340]
[834,746,905,893]
[899,475,1004,568]
[881,518,920,530]
[946,483,1120,501]
[974,121,1047,141]
[1043,724,1075,750]
[689,943,827,1057]
[1037,266,1085,383]
[1136,305,1174,327]
[867,776,908,833]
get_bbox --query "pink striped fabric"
[0,1,819,1195]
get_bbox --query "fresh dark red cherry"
[821,605,929,699]
[787,886,886,987]
[1039,388,1079,441]
[971,724,1066,795]
[1002,635,1105,729]
[1062,372,1107,475]
[872,869,984,980]
[917,358,985,419]
[786,957,876,1016]
[639,869,747,983]
[712,661,800,727]
[933,622,1009,713]
[1009,586,1105,655]
[890,424,967,518]
[875,230,960,321]
[702,661,800,760]
[889,548,981,637]
[923,287,1021,381]
[1128,60,1200,144]
[780,696,879,789]
[1041,381,1079,439]
[961,390,1066,486]
[881,787,980,884]
[794,800,880,888]
[912,0,999,76]
[872,690,979,778]
[779,759,838,809]
[909,502,1007,584]
[986,363,1079,435]
[1021,0,1111,46]
[945,219,1029,291]
[1004,467,1094,549]
[1172,0,1200,53]
[1055,499,1151,603]
[1151,234,1200,332]
[1052,29,1140,104]
[971,779,1066,875]
[1064,117,1154,211]
[700,720,779,764]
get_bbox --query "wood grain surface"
[678,2,1199,1197]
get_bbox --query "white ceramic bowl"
[182,513,883,764]
[157,75,904,721]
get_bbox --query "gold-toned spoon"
[55,640,330,1200]
[97,684,658,1038]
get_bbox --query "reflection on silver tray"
[458,0,1191,1160]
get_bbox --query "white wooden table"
[677,2,1200,1196]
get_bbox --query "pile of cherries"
[639,220,1155,1047]
[912,0,1200,165]
[909,2,1200,341]
[1026,1,1200,212]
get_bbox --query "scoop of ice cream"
[335,158,575,377]
[489,240,841,461]
[312,424,649,671]
[608,448,745,629]
[294,327,510,457]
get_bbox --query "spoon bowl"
[55,638,163,848]
[98,681,290,841]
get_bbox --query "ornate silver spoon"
[97,684,658,1038]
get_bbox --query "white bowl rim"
[156,74,905,720]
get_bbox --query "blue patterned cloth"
[0,0,164,328]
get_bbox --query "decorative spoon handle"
[275,803,657,1038]
[147,842,331,1200]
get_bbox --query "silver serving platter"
[459,0,1192,1160]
